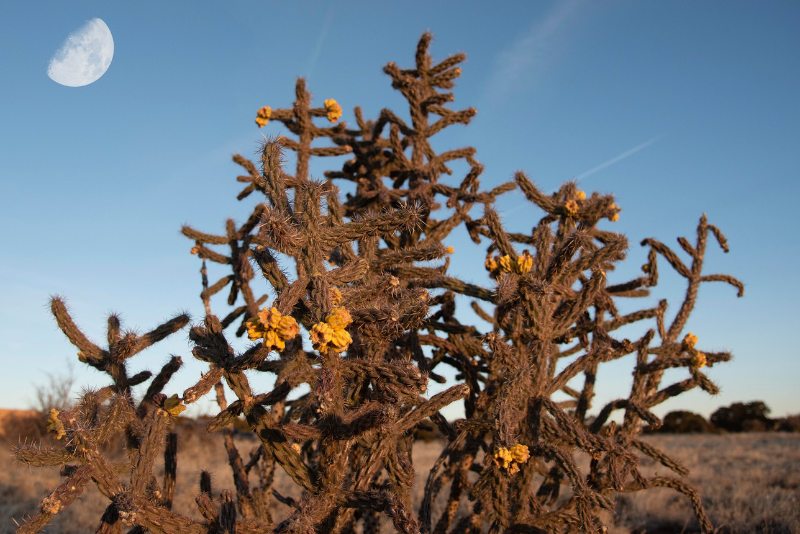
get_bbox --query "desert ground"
[1,421,797,534]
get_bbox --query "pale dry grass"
[1,431,797,534]
[615,433,800,534]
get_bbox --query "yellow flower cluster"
[690,351,707,369]
[246,307,300,351]
[485,250,533,276]
[255,106,272,128]
[324,99,342,123]
[46,409,65,440]
[331,287,343,306]
[610,203,621,222]
[565,200,579,216]
[576,190,586,200]
[493,444,530,475]
[682,332,698,351]
[310,307,353,353]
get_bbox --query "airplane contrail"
[498,135,663,217]
[574,135,662,182]
[306,2,336,79]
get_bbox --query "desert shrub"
[13,33,744,534]
[774,413,800,432]
[655,411,715,434]
[710,401,773,433]
[32,362,77,414]
[0,410,47,443]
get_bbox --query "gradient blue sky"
[1,1,798,420]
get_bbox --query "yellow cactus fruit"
[682,332,698,351]
[257,307,282,329]
[246,306,299,351]
[246,318,267,341]
[325,307,353,330]
[565,200,579,216]
[276,315,300,340]
[328,328,353,353]
[331,287,343,306]
[324,99,342,123]
[493,447,513,470]
[509,444,530,464]
[493,444,529,475]
[690,350,707,369]
[163,394,187,417]
[516,250,533,275]
[485,254,499,272]
[310,321,335,352]
[576,190,586,200]
[46,409,65,440]
[255,106,272,127]
[263,330,285,351]
[642,264,650,273]
[499,255,513,273]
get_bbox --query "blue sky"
[1,1,798,420]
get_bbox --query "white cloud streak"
[484,0,582,102]
[306,1,336,79]
[574,136,662,182]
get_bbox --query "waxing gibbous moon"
[47,18,114,87]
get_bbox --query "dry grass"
[614,433,800,534]
[2,429,797,534]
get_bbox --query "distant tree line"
[647,401,800,433]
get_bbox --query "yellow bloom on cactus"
[565,200,579,216]
[276,315,300,340]
[331,288,343,306]
[493,447,513,469]
[46,409,65,440]
[310,322,335,352]
[690,350,707,369]
[493,444,527,474]
[446,246,455,254]
[610,213,620,222]
[258,307,282,329]
[311,307,353,353]
[324,99,342,123]
[163,394,187,417]
[325,307,352,330]
[255,106,272,127]
[682,332,698,350]
[246,306,298,351]
[496,251,532,275]
[515,250,533,275]
[509,444,530,463]
[246,320,267,341]
[264,330,285,351]
[576,190,586,200]
[484,254,499,272]
[328,328,353,352]
[499,255,513,273]
[291,443,302,454]
[642,264,650,273]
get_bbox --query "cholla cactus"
[14,32,744,534]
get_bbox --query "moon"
[47,18,114,87]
